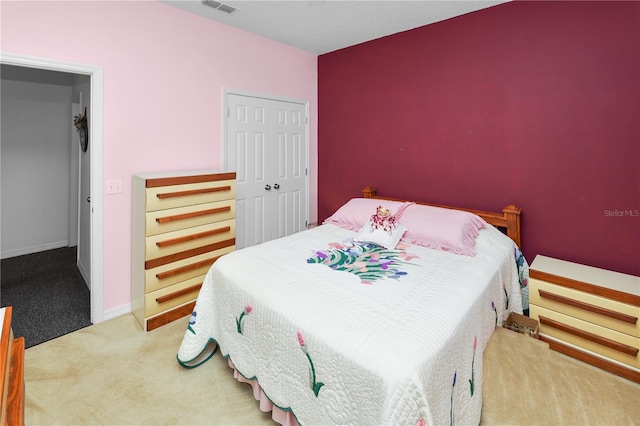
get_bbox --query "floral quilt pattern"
[306,238,419,284]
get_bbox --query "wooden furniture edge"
[147,301,196,331]
[530,270,640,307]
[156,256,219,280]
[156,206,231,224]
[155,283,203,304]
[145,238,235,270]
[6,337,24,425]
[362,186,522,248]
[539,315,638,357]
[156,186,232,200]
[0,307,12,418]
[540,335,640,383]
[537,289,637,324]
[1,307,25,425]
[146,172,236,188]
[155,226,231,248]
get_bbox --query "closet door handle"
[265,185,271,191]
[87,197,91,203]
[274,183,280,189]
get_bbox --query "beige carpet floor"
[481,328,640,426]
[24,314,640,425]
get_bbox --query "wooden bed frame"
[362,186,522,248]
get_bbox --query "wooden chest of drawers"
[132,171,236,331]
[529,255,640,383]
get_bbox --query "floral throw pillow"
[354,205,406,249]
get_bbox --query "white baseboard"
[0,241,69,260]
[102,303,132,322]
[77,260,90,291]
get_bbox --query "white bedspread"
[177,223,523,425]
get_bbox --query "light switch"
[106,179,123,194]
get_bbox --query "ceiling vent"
[201,0,237,14]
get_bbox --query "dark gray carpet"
[1,246,92,348]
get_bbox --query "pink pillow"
[323,198,413,232]
[399,204,486,256]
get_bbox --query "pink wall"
[318,1,639,276]
[2,0,318,313]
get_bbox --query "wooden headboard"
[362,186,522,248]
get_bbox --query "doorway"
[0,52,104,326]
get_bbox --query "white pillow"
[354,220,406,249]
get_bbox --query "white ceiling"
[160,0,509,55]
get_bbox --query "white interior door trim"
[1,52,105,324]
[70,101,81,249]
[222,87,310,227]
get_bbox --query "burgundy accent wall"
[318,1,640,276]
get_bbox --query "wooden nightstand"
[529,255,640,383]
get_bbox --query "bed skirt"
[228,358,299,426]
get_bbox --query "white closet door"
[226,92,308,249]
[272,100,307,240]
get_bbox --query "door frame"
[70,101,81,248]
[1,52,105,325]
[223,88,311,240]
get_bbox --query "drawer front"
[530,278,640,338]
[146,179,235,212]
[145,219,236,261]
[145,245,234,293]
[145,200,236,236]
[531,305,640,368]
[144,275,204,317]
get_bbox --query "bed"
[177,188,529,425]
